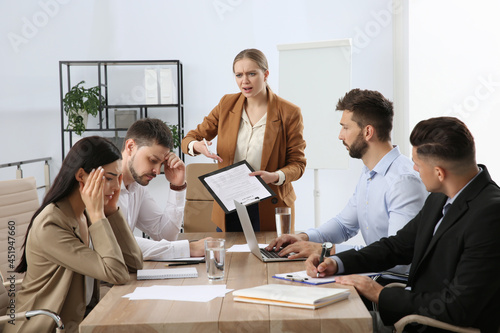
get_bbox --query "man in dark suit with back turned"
[306,117,500,332]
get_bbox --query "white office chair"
[0,178,65,331]
[0,177,39,282]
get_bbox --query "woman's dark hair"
[336,88,394,142]
[15,136,121,273]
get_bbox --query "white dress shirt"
[118,181,190,260]
[233,109,267,171]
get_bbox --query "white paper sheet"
[227,244,267,252]
[202,162,273,212]
[159,67,174,104]
[123,285,233,302]
[144,68,159,104]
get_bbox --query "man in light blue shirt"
[267,89,428,267]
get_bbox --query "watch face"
[322,242,333,250]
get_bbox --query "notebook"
[234,200,305,262]
[137,267,198,280]
[233,284,350,309]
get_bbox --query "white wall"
[408,0,500,181]
[0,0,395,243]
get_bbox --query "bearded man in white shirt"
[118,118,207,260]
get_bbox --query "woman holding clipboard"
[181,48,306,232]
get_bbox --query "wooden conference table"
[80,232,372,332]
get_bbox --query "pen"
[317,242,333,278]
[165,262,200,267]
[285,274,309,282]
[203,138,212,154]
[203,138,217,163]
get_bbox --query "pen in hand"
[203,138,217,163]
[317,242,333,278]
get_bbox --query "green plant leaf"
[166,123,180,149]
[63,80,105,135]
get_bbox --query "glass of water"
[205,238,225,281]
[275,207,291,237]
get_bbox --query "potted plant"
[166,123,181,149]
[63,80,105,135]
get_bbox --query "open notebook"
[233,284,350,309]
[137,267,198,280]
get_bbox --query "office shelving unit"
[59,60,184,160]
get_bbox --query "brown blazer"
[182,89,306,231]
[5,198,143,333]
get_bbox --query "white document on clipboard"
[198,160,276,213]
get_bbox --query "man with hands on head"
[306,117,500,333]
[267,89,427,272]
[118,118,209,259]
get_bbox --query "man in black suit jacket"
[306,117,500,332]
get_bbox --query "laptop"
[234,200,306,262]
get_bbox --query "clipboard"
[198,160,276,214]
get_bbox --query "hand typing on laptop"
[235,200,306,262]
[266,234,332,259]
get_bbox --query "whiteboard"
[278,40,352,170]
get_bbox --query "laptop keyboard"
[260,248,288,259]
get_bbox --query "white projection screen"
[278,40,352,170]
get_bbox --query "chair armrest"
[3,279,23,288]
[384,282,480,332]
[1,271,23,288]
[394,314,480,333]
[25,309,64,329]
[384,282,406,289]
[0,309,64,331]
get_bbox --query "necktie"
[433,203,451,235]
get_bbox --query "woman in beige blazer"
[7,137,143,333]
[182,48,306,232]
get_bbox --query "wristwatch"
[319,242,333,263]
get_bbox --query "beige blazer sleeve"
[105,208,143,273]
[181,97,223,154]
[33,204,132,284]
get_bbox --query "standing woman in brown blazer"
[8,137,143,333]
[182,48,306,232]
